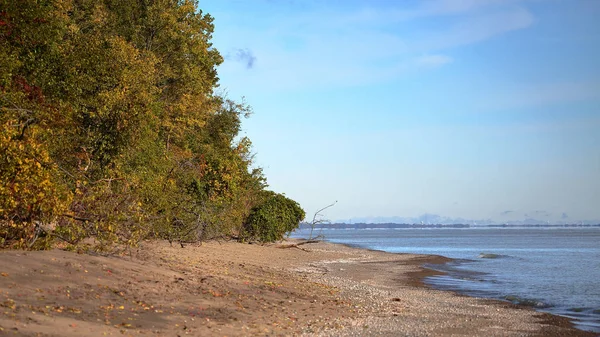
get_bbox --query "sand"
[0,239,596,336]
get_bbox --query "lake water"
[291,226,600,333]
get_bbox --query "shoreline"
[298,236,600,335]
[286,239,595,336]
[422,259,600,335]
[0,239,596,336]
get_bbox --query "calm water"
[291,227,600,333]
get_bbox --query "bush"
[242,192,305,243]
[0,119,71,249]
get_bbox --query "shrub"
[242,192,305,243]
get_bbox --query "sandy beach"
[0,239,595,336]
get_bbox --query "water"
[291,227,600,333]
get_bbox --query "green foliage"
[242,192,306,243]
[0,0,301,251]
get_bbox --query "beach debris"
[276,240,321,252]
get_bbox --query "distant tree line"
[0,0,304,250]
[297,223,600,230]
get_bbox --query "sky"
[200,0,600,224]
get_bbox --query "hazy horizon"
[332,214,600,225]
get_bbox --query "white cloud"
[421,0,523,16]
[213,1,535,92]
[412,7,534,51]
[415,54,454,68]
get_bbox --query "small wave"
[563,307,600,317]
[504,295,551,308]
[478,253,510,259]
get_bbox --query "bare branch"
[309,200,337,240]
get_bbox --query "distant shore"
[0,239,594,336]
[297,222,600,230]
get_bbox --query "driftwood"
[276,239,321,252]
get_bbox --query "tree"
[0,0,301,251]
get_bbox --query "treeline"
[298,223,600,230]
[298,223,472,230]
[0,0,304,250]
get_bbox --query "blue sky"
[201,0,600,223]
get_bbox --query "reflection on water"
[292,227,600,333]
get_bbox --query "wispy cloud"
[214,0,536,91]
[326,0,527,25]
[415,54,454,68]
[420,0,523,16]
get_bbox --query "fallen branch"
[30,222,80,247]
[276,239,321,251]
